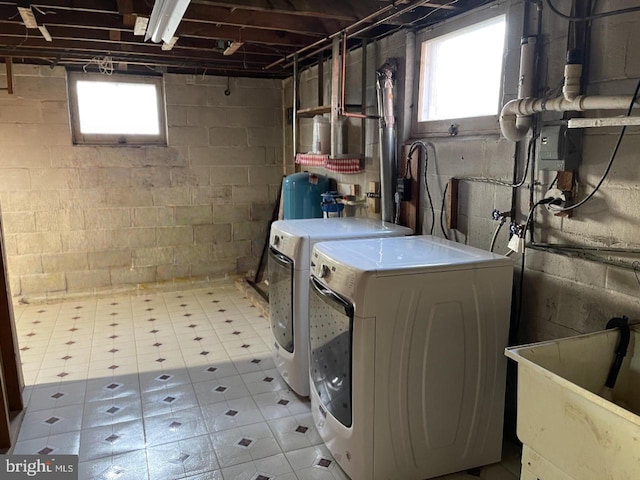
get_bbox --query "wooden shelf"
[296,106,331,117]
[296,104,364,118]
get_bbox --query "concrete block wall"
[0,66,283,299]
[288,0,640,343]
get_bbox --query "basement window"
[68,72,167,146]
[416,14,507,130]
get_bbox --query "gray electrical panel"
[538,122,582,171]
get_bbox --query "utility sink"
[505,326,640,480]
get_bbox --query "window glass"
[418,15,506,122]
[68,72,167,145]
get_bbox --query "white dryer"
[268,218,412,397]
[308,235,513,480]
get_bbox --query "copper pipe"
[265,0,451,70]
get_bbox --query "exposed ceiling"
[0,0,491,78]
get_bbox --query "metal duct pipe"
[376,60,398,223]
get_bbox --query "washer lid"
[270,217,412,240]
[313,235,512,274]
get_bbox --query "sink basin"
[505,326,640,480]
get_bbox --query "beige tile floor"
[11,280,521,480]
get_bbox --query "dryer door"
[268,247,294,353]
[309,275,354,427]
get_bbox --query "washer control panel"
[311,250,357,298]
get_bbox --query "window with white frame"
[68,72,167,145]
[417,14,507,124]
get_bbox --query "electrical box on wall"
[538,122,582,171]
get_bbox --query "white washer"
[308,235,513,480]
[268,218,412,397]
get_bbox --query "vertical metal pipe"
[361,39,368,162]
[341,31,347,115]
[331,37,341,158]
[292,54,298,162]
[402,30,416,144]
[377,61,397,223]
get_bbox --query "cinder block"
[226,107,277,128]
[189,147,230,166]
[191,186,232,205]
[133,247,174,267]
[232,222,267,242]
[0,101,42,123]
[133,207,175,227]
[239,88,281,108]
[2,234,18,255]
[214,204,250,224]
[105,188,154,207]
[193,224,231,244]
[13,76,67,101]
[0,125,23,146]
[42,101,69,124]
[232,185,268,204]
[41,252,89,273]
[250,203,275,222]
[174,244,211,264]
[1,212,35,233]
[229,147,268,166]
[9,254,43,276]
[30,168,80,190]
[131,167,172,188]
[152,187,190,206]
[50,146,99,168]
[248,166,283,186]
[211,240,251,259]
[36,210,85,232]
[88,250,131,269]
[110,266,156,285]
[0,146,50,168]
[157,264,190,281]
[170,167,210,187]
[145,147,186,168]
[20,124,71,146]
[210,167,249,186]
[186,107,227,127]
[59,189,106,210]
[190,259,236,277]
[175,205,212,225]
[61,230,115,252]
[246,124,282,151]
[156,226,193,246]
[169,127,209,147]
[66,269,111,291]
[114,228,156,248]
[8,274,20,296]
[97,168,132,187]
[165,84,208,106]
[207,88,245,107]
[21,272,66,294]
[17,232,62,254]
[84,208,131,230]
[167,105,187,127]
[208,128,248,147]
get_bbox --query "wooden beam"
[447,178,459,230]
[0,213,23,415]
[2,57,13,94]
[192,0,372,21]
[0,16,314,47]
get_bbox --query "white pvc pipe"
[500,95,638,142]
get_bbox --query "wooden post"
[398,144,421,232]
[447,178,459,230]
[4,57,13,95]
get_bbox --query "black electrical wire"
[409,140,436,235]
[556,78,640,212]
[440,182,449,240]
[545,0,640,22]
